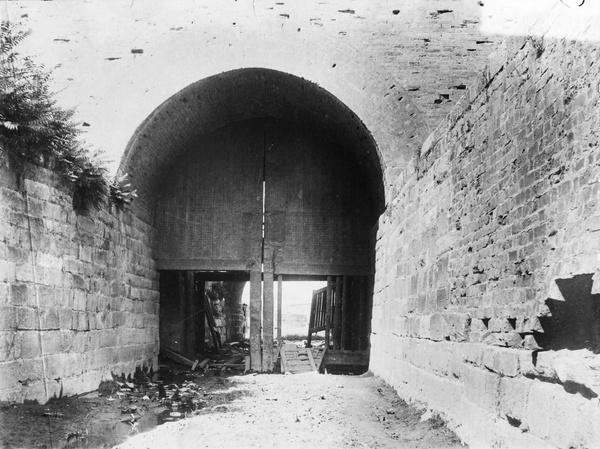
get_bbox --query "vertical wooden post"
[262,269,274,371]
[358,276,366,350]
[325,276,333,349]
[365,276,373,351]
[333,276,342,349]
[307,290,316,347]
[186,272,196,355]
[340,276,348,350]
[196,277,206,353]
[249,269,262,371]
[177,271,187,355]
[351,277,360,349]
[277,275,283,346]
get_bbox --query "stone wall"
[0,153,159,403]
[12,0,510,175]
[371,32,600,449]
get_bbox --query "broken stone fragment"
[552,349,600,397]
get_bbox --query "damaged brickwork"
[371,30,600,449]
[0,156,159,402]
[0,1,599,448]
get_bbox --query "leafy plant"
[109,172,138,211]
[0,22,76,167]
[63,147,108,214]
[0,21,136,214]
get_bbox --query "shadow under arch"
[120,67,388,224]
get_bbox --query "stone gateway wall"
[0,154,158,403]
[371,33,600,449]
[1,1,600,448]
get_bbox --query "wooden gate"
[307,276,372,352]
[156,118,376,371]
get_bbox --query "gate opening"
[159,271,248,361]
[141,69,384,373]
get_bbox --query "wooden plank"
[325,276,332,349]
[307,290,316,347]
[323,349,369,366]
[306,348,317,371]
[263,269,274,371]
[278,345,320,374]
[279,346,288,372]
[186,272,197,355]
[161,347,194,367]
[358,276,367,350]
[277,274,283,345]
[333,276,342,349]
[341,276,348,350]
[204,292,222,350]
[178,271,187,355]
[195,277,206,353]
[313,347,326,372]
[250,269,262,371]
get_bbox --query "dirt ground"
[1,363,465,449]
[115,371,465,449]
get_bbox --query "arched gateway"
[120,68,393,371]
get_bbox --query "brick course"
[0,155,158,403]
[371,28,600,449]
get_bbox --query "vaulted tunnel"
[121,68,388,370]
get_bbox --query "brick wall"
[371,31,600,448]
[14,0,508,176]
[0,153,158,403]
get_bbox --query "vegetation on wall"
[0,21,137,213]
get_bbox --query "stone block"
[0,331,20,362]
[482,347,521,377]
[15,307,37,330]
[20,331,42,359]
[23,179,52,202]
[461,343,485,367]
[0,260,16,283]
[498,376,533,424]
[9,283,31,306]
[461,363,501,414]
[14,264,35,283]
[0,358,44,389]
[40,308,60,330]
[42,267,65,287]
[524,379,600,448]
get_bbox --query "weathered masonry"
[122,69,383,370]
[1,1,600,447]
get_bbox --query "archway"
[121,68,387,371]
